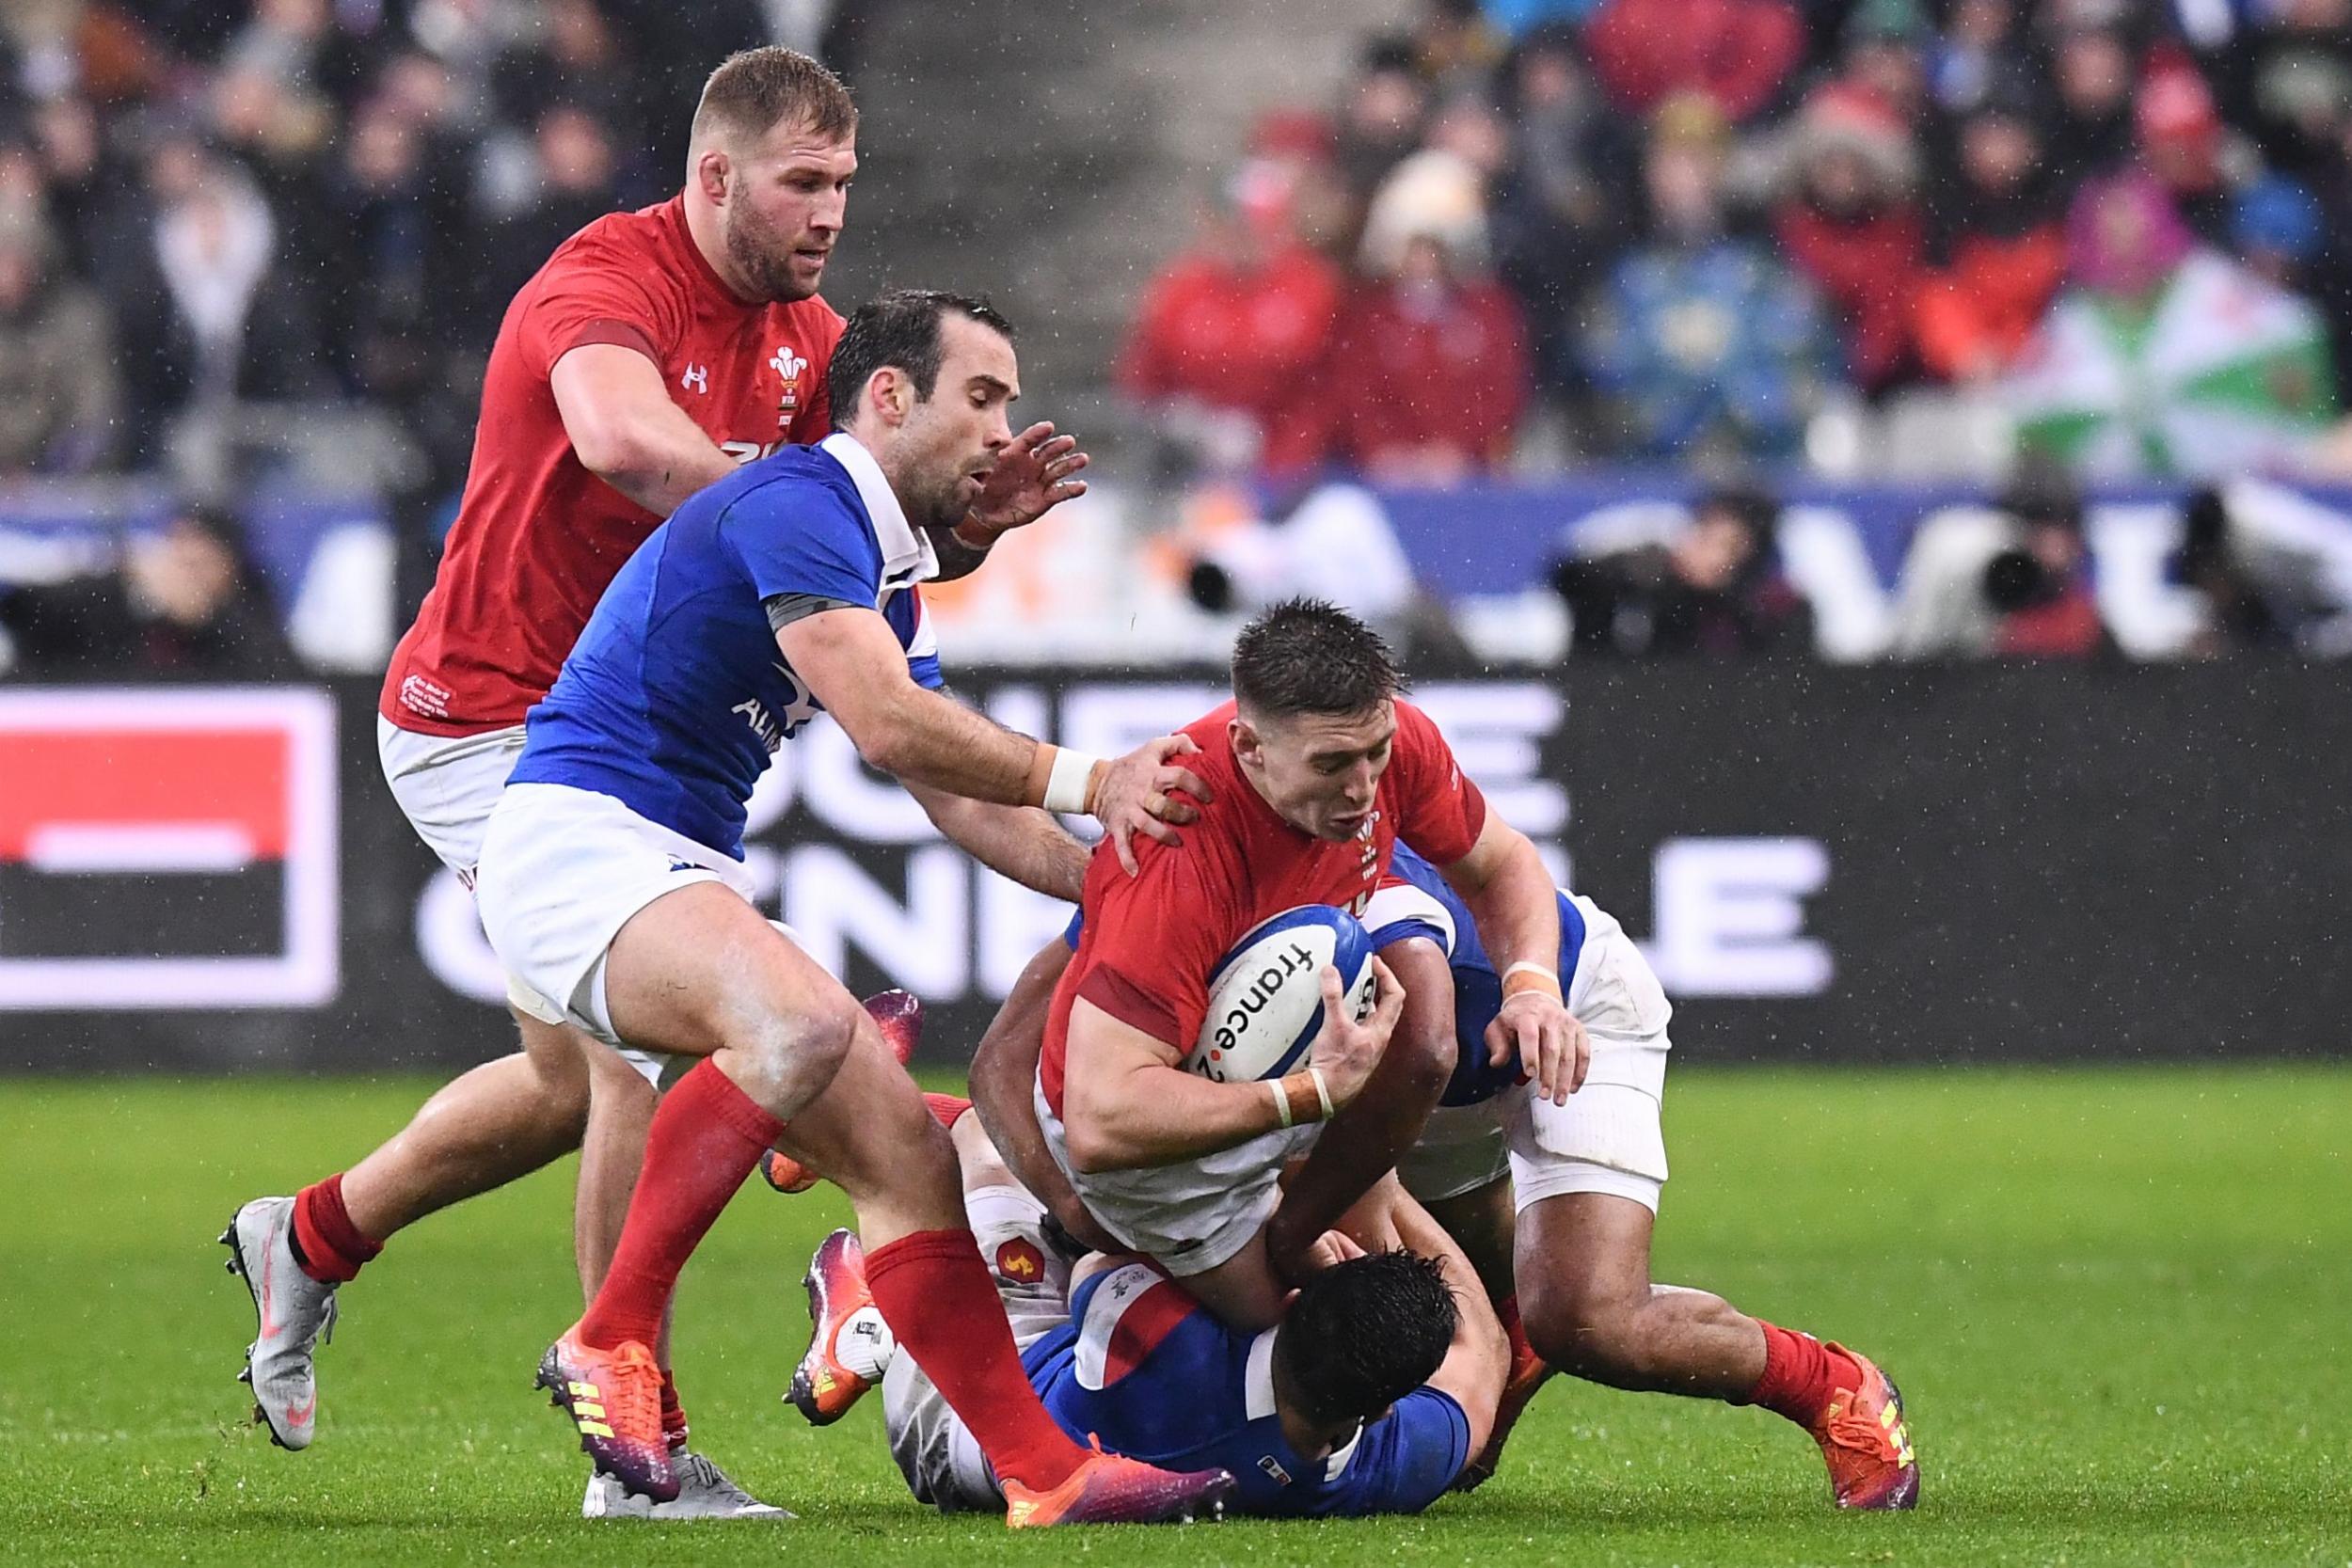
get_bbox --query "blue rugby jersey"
[509,433,942,858]
[1021,1261,1470,1517]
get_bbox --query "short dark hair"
[691,46,856,149]
[827,289,1014,429]
[1230,598,1403,720]
[1275,1250,1457,1426]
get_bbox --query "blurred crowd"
[0,0,849,494]
[1118,0,2352,483]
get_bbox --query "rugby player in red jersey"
[1025,600,1588,1333]
[219,49,1087,1519]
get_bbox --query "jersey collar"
[1247,1328,1367,1483]
[818,432,941,594]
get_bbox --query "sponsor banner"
[0,688,339,1011]
[0,669,2344,1069]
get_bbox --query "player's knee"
[1521,1275,1646,1383]
[734,990,860,1099]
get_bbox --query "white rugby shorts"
[1397,895,1674,1215]
[377,720,683,1087]
[473,781,759,1058]
[1035,1073,1319,1278]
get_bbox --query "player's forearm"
[587,425,737,516]
[968,942,1100,1242]
[1454,831,1562,983]
[552,345,738,516]
[1064,1061,1295,1173]
[909,783,1089,901]
[1391,1188,1508,1448]
[1263,946,1454,1274]
[849,685,1043,805]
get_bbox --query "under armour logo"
[680,364,708,394]
[771,345,806,380]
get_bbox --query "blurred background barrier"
[4,666,2344,1071]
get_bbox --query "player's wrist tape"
[1269,1070,1327,1129]
[1501,962,1563,1003]
[1031,745,1106,816]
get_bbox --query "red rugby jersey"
[381,196,845,736]
[1039,698,1487,1116]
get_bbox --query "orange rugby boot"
[1806,1344,1919,1510]
[536,1328,675,1502]
[1454,1319,1554,1491]
[1002,1441,1235,1528]
[786,1227,894,1425]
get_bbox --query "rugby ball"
[1190,906,1377,1084]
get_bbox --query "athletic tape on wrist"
[1267,1077,1294,1129]
[1501,962,1563,1003]
[1042,746,1103,816]
[1309,1066,1334,1122]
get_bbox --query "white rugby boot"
[582,1450,793,1519]
[219,1196,339,1450]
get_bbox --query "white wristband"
[1268,1078,1294,1129]
[1042,746,1103,815]
[1309,1066,1333,1122]
[1502,961,1559,985]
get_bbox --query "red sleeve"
[1389,699,1487,865]
[515,233,685,382]
[1073,837,1234,1053]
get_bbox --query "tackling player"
[1357,842,1919,1509]
[1027,600,1587,1332]
[475,289,1232,1524]
[786,1096,1508,1517]
[218,48,1085,1518]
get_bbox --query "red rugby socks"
[290,1173,382,1284]
[864,1227,1086,1492]
[660,1369,690,1449]
[923,1092,973,1129]
[1745,1321,1864,1425]
[577,1059,783,1351]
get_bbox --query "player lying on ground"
[1355,841,1919,1510]
[221,47,1088,1521]
[470,289,1233,1525]
[778,1088,1507,1517]
[965,836,1920,1512]
[1003,600,1586,1333]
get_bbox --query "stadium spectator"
[491,0,651,198]
[1771,83,1926,396]
[0,213,119,476]
[1979,467,2108,658]
[1357,95,1507,288]
[1304,228,1532,482]
[2232,172,2327,293]
[1913,76,2068,383]
[1585,95,1832,461]
[1332,37,1434,222]
[1582,0,1805,123]
[1837,0,1932,127]
[2040,16,2138,189]
[2135,61,2249,248]
[2005,170,2335,479]
[1116,161,1343,478]
[0,502,295,680]
[114,130,319,460]
[2168,486,2300,656]
[1926,0,2028,116]
[1489,25,1640,425]
[1549,482,1812,657]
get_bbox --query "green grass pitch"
[1,1065,2344,1566]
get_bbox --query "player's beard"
[723,201,816,304]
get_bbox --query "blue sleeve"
[1368,915,1449,953]
[908,652,945,690]
[1330,1388,1470,1514]
[1062,909,1084,951]
[723,480,880,608]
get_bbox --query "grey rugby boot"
[220,1196,339,1450]
[582,1451,794,1519]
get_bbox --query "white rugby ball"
[1190,905,1377,1084]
